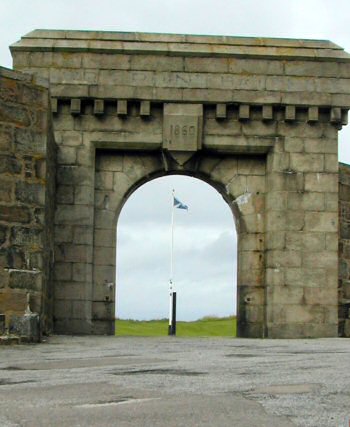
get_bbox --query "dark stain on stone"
[289,350,348,355]
[225,353,258,358]
[0,379,36,385]
[96,397,134,404]
[112,368,206,376]
[3,366,26,370]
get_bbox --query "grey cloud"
[118,175,236,229]
[117,214,237,320]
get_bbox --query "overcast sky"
[117,176,236,321]
[1,0,350,321]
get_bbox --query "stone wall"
[0,67,56,335]
[339,163,350,337]
[265,114,339,338]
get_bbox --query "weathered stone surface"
[216,103,227,119]
[0,67,56,337]
[10,226,43,247]
[0,292,27,313]
[72,262,92,282]
[9,312,41,342]
[305,173,338,192]
[55,205,93,225]
[56,165,91,186]
[0,206,31,223]
[302,250,338,269]
[55,243,93,263]
[163,103,203,152]
[9,271,41,291]
[290,153,324,172]
[0,154,22,174]
[56,185,74,204]
[304,212,337,232]
[54,262,72,281]
[339,163,350,337]
[57,146,77,165]
[15,182,45,205]
[0,100,31,127]
[288,192,324,211]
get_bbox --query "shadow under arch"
[92,150,266,338]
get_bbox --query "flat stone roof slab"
[11,29,350,61]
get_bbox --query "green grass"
[115,316,236,337]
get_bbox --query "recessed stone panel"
[163,103,203,152]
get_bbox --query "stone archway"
[91,149,266,337]
[5,30,349,338]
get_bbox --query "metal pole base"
[168,292,177,336]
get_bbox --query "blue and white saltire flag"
[173,197,188,210]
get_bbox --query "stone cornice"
[10,30,350,62]
[51,97,348,127]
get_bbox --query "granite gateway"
[0,30,350,339]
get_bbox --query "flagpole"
[170,189,175,282]
[169,189,175,335]
[168,189,188,336]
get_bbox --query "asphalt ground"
[0,336,349,426]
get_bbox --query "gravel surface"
[0,336,349,426]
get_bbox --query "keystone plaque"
[163,104,203,152]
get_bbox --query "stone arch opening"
[92,150,266,337]
[115,174,238,333]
